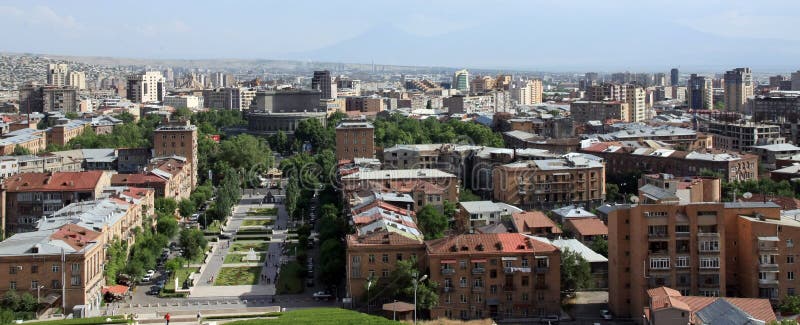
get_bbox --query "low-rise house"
[643,287,776,325]
[563,217,608,243]
[510,211,562,238]
[456,201,523,232]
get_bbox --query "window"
[490,285,497,294]
[676,256,689,268]
[368,270,375,278]
[789,239,794,248]
[351,256,361,265]
[699,241,720,252]
[522,293,529,301]
[31,265,38,274]
[790,288,796,296]
[31,280,38,289]
[537,292,544,301]
[789,272,795,280]
[474,295,482,304]
[490,269,497,278]
[9,282,15,290]
[506,293,512,302]
[700,257,720,269]
[459,260,467,269]
[52,265,59,273]
[71,275,81,286]
[396,254,403,261]
[9,266,16,275]
[649,257,670,269]
[381,254,388,263]
[521,258,529,268]
[460,277,467,288]
[72,263,80,273]
[368,254,375,263]
[51,280,59,289]
[789,255,795,264]
[445,294,451,304]
[460,294,467,304]
[522,276,530,286]
[382,269,389,277]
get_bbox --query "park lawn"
[226,308,399,325]
[224,252,265,264]
[231,241,270,252]
[165,266,199,291]
[247,207,278,216]
[242,219,274,226]
[206,219,222,233]
[276,261,304,294]
[26,316,127,325]
[214,267,261,286]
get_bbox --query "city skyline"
[1,0,800,71]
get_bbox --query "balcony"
[441,269,455,276]
[759,279,779,286]
[472,286,484,293]
[697,232,720,238]
[675,232,690,238]
[472,268,485,275]
[442,287,453,293]
[648,232,668,240]
[535,266,548,274]
[759,263,779,272]
[759,244,779,252]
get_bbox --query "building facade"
[153,119,197,188]
[126,71,165,103]
[570,101,630,123]
[335,119,375,162]
[723,68,753,113]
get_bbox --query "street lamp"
[37,285,45,303]
[412,272,428,325]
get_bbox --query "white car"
[146,270,155,276]
[601,309,613,320]
[141,275,152,282]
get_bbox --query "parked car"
[141,275,152,283]
[540,315,559,324]
[147,286,161,295]
[601,310,613,320]
[312,291,331,300]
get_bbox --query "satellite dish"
[630,195,640,203]
[743,192,753,199]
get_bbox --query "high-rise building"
[453,69,470,93]
[126,71,165,103]
[311,70,337,100]
[670,68,679,86]
[654,73,667,87]
[510,81,531,106]
[724,68,753,112]
[153,118,198,188]
[335,119,374,161]
[625,85,646,122]
[67,71,86,90]
[791,71,800,91]
[604,198,795,320]
[687,74,713,109]
[47,63,69,86]
[769,75,786,88]
[529,79,543,104]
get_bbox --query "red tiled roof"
[102,285,129,295]
[111,173,166,185]
[119,187,153,200]
[566,217,608,236]
[647,286,777,322]
[347,230,424,246]
[724,298,777,322]
[426,233,558,255]
[647,286,681,298]
[651,296,691,312]
[4,171,106,192]
[50,224,101,251]
[511,211,562,234]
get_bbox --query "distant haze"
[1,0,799,72]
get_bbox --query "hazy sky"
[1,0,799,71]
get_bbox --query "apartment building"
[340,169,458,212]
[427,233,561,321]
[335,119,374,162]
[311,70,336,100]
[580,142,758,182]
[163,95,203,110]
[126,71,165,103]
[153,118,197,188]
[470,76,496,94]
[1,170,111,236]
[47,64,69,86]
[0,224,106,313]
[687,74,713,110]
[602,200,784,321]
[456,201,523,232]
[111,157,192,200]
[704,120,782,152]
[344,96,384,113]
[625,85,646,123]
[570,101,630,123]
[491,153,606,209]
[203,87,256,110]
[0,128,46,155]
[47,120,90,147]
[723,68,753,113]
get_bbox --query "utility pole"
[61,248,66,314]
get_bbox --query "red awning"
[471,259,488,263]
[102,285,129,295]
[440,259,457,264]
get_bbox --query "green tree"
[179,228,208,262]
[382,258,439,310]
[561,248,592,291]
[590,237,608,257]
[156,217,179,238]
[11,146,31,156]
[268,130,289,154]
[165,257,187,275]
[443,200,457,222]
[780,295,800,315]
[417,205,448,239]
[458,188,481,202]
[605,183,622,203]
[218,134,274,172]
[0,308,14,324]
[155,198,178,217]
[65,111,80,119]
[178,199,197,218]
[318,238,345,286]
[1,291,20,311]
[18,293,36,312]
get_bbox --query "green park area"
[226,308,398,325]
[214,267,261,286]
[276,261,304,294]
[224,252,266,264]
[230,240,270,252]
[247,207,277,216]
[241,219,275,227]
